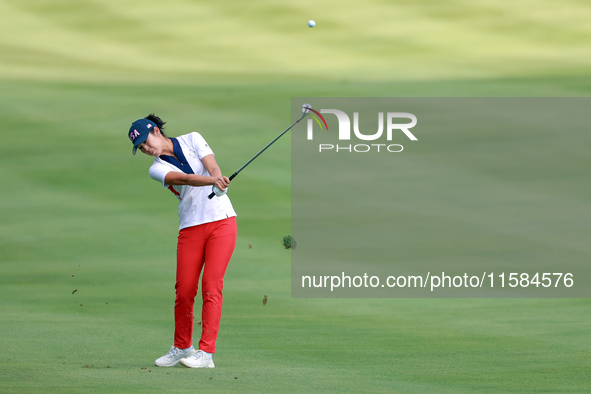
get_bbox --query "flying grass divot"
[282,235,296,249]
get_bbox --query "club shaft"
[234,112,308,177]
[208,111,309,199]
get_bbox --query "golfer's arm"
[164,155,223,187]
[201,154,223,178]
[165,172,215,187]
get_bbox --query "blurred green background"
[0,0,590,393]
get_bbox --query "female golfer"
[128,114,236,368]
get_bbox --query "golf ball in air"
[308,20,316,28]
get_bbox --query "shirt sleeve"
[149,160,174,187]
[191,132,215,160]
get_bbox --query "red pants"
[174,217,236,353]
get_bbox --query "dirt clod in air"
[262,295,268,305]
[72,289,77,295]
[282,235,296,250]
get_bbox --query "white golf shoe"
[180,350,215,368]
[154,346,197,367]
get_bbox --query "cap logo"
[147,123,153,129]
[129,129,141,141]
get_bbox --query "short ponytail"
[145,113,167,137]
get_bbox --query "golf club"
[208,104,314,199]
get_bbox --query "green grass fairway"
[1,1,591,393]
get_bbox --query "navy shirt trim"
[159,138,195,175]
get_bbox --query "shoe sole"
[179,359,215,368]
[154,360,180,367]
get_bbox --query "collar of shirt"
[159,138,195,174]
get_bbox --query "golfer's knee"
[175,283,197,301]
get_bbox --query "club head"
[302,103,312,115]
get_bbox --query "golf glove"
[212,185,228,197]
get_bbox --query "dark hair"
[145,113,167,137]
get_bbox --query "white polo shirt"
[148,132,237,230]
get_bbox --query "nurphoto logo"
[305,107,418,153]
